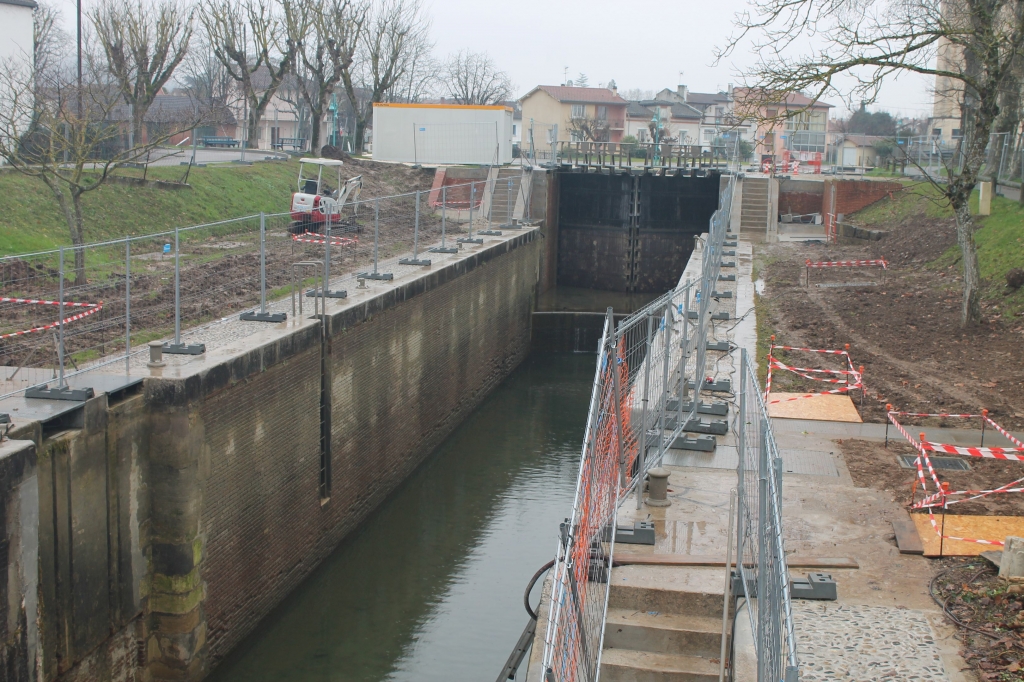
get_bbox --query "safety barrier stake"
[609,306,627,487]
[359,198,394,281]
[243,212,289,320]
[164,227,206,354]
[430,185,458,254]
[400,190,431,266]
[637,311,655,510]
[125,239,131,374]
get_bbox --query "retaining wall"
[823,179,903,218]
[2,229,541,682]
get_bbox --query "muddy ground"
[760,208,1024,429]
[840,438,1024,516]
[0,161,450,367]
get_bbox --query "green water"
[206,352,595,682]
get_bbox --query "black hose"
[525,559,556,621]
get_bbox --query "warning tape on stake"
[764,337,861,405]
[0,297,103,339]
[805,259,889,269]
[888,408,1024,547]
[291,232,358,247]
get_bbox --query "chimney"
[677,84,688,101]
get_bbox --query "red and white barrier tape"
[0,297,103,339]
[922,442,1024,460]
[291,232,357,247]
[764,338,861,404]
[805,259,889,269]
[771,344,851,356]
[889,409,1024,547]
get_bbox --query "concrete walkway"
[609,217,973,679]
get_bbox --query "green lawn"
[0,159,302,256]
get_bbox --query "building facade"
[519,85,628,143]
[734,88,833,163]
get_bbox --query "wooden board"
[892,509,924,555]
[910,513,1024,557]
[767,393,863,422]
[612,554,859,569]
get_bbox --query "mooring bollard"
[147,340,165,368]
[646,467,671,507]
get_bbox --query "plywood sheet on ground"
[910,513,1024,557]
[767,393,863,422]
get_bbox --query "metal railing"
[0,180,505,402]
[736,348,799,682]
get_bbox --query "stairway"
[739,177,771,233]
[488,167,525,226]
[600,566,728,682]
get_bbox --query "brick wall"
[193,232,539,671]
[778,178,825,218]
[823,179,902,218]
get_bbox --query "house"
[636,84,754,148]
[0,0,37,158]
[109,93,237,146]
[734,88,834,163]
[830,133,888,168]
[0,0,35,64]
[625,100,702,145]
[519,84,628,143]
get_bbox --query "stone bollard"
[147,340,165,368]
[1000,536,1024,579]
[646,467,671,507]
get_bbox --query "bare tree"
[200,0,301,148]
[721,0,1024,326]
[289,0,365,151]
[180,35,233,106]
[340,0,431,150]
[440,50,513,105]
[33,2,68,83]
[567,115,611,142]
[89,0,194,145]
[0,58,197,284]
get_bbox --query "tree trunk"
[354,114,367,152]
[132,104,146,148]
[310,101,323,152]
[71,191,87,286]
[952,197,982,326]
[247,112,260,150]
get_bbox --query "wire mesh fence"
[541,158,759,681]
[0,180,506,401]
[737,348,800,682]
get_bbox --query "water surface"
[207,352,595,682]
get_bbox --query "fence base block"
[791,572,838,600]
[306,288,348,299]
[687,378,732,393]
[687,310,730,321]
[720,261,736,268]
[683,418,729,435]
[724,241,738,247]
[25,385,95,401]
[428,246,459,254]
[666,398,729,416]
[477,230,502,236]
[357,272,394,281]
[711,291,733,298]
[670,434,716,451]
[604,521,656,545]
[723,250,736,256]
[163,342,206,355]
[457,238,484,245]
[240,311,287,322]
[398,258,432,266]
[707,340,731,352]
[718,274,736,281]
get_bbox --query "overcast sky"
[426,0,936,119]
[53,0,936,119]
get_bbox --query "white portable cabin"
[371,103,514,165]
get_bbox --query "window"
[703,129,715,141]
[932,128,942,137]
[952,129,962,138]
[766,108,778,119]
[637,129,648,142]
[513,124,517,135]
[571,104,585,119]
[596,105,608,120]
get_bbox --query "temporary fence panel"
[737,349,800,682]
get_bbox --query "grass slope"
[852,180,1024,315]
[0,159,302,256]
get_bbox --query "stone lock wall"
[1,230,540,682]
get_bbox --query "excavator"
[289,158,362,234]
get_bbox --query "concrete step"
[607,566,723,618]
[600,649,719,682]
[604,609,725,659]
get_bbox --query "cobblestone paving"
[792,602,949,681]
